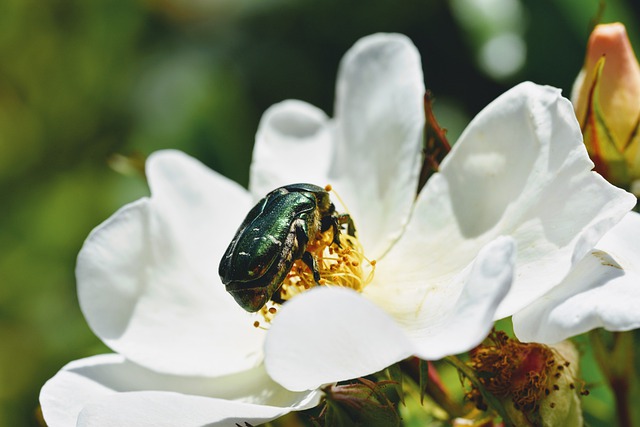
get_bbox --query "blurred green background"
[1,0,639,425]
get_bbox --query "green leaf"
[419,358,430,405]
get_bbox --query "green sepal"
[418,358,430,405]
[582,57,631,187]
[386,363,405,405]
[320,378,401,427]
[320,400,359,427]
[445,356,516,426]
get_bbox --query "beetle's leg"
[321,213,356,248]
[294,218,320,283]
[271,290,286,304]
[338,213,356,237]
[301,251,321,284]
[293,218,310,248]
[320,215,333,233]
[332,217,342,247]
[320,214,343,248]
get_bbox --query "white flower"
[254,34,635,392]
[40,33,636,425]
[39,148,321,426]
[513,210,640,343]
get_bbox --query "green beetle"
[219,183,350,312]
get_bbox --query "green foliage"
[387,363,405,405]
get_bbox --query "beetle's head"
[315,191,334,216]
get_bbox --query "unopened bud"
[571,23,640,191]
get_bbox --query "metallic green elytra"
[219,183,351,312]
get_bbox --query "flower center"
[254,190,375,328]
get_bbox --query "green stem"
[444,355,515,426]
[611,376,632,427]
[590,329,611,378]
[590,330,634,427]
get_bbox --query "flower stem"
[444,355,515,426]
[590,330,634,427]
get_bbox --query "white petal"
[265,288,416,392]
[364,175,481,334]
[78,151,265,377]
[514,211,640,343]
[411,237,516,359]
[41,354,320,427]
[250,100,333,200]
[330,33,425,260]
[366,218,515,359]
[146,150,253,284]
[76,392,308,427]
[410,82,633,318]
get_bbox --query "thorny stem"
[444,355,516,427]
[399,358,464,418]
[590,330,634,427]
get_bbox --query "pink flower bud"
[572,23,640,189]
